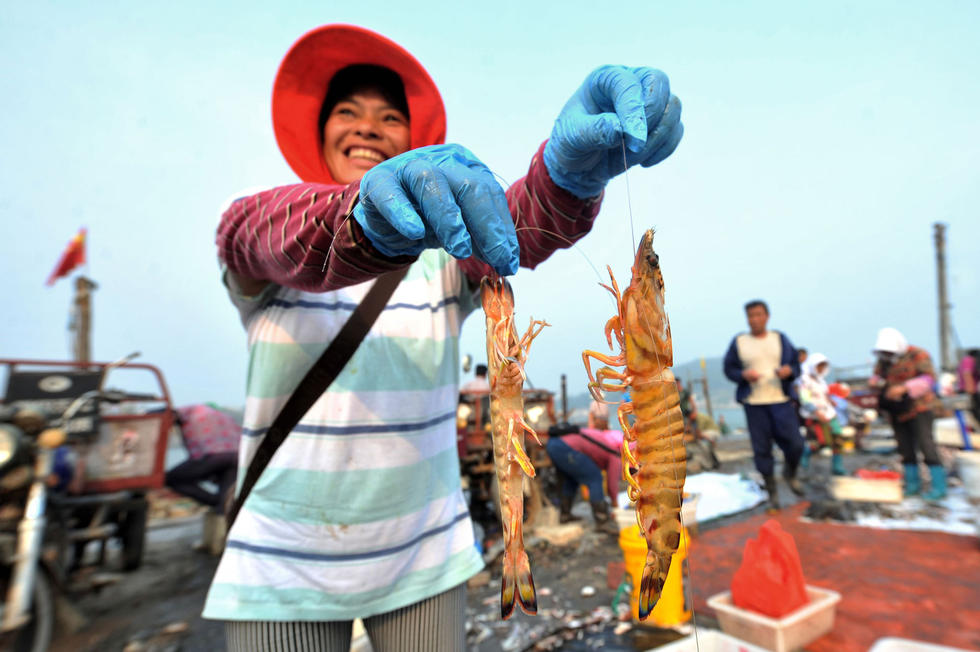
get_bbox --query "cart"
[0,357,173,577]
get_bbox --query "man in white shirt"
[460,364,490,393]
[723,300,804,511]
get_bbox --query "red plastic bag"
[730,519,809,617]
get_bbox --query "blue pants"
[744,401,803,477]
[545,438,605,502]
[165,452,238,513]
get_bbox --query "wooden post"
[71,276,97,363]
[700,357,714,420]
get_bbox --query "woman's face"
[322,89,410,184]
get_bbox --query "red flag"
[46,228,87,286]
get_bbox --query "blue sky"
[2,1,978,407]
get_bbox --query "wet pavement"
[41,434,980,651]
[49,516,224,652]
[689,502,980,652]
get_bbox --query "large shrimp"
[481,275,549,620]
[581,229,686,621]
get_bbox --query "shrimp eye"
[647,253,660,268]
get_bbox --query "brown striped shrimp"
[581,228,686,621]
[481,274,549,620]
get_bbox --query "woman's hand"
[543,65,683,198]
[884,384,908,401]
[353,144,520,276]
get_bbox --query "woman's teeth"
[348,147,384,162]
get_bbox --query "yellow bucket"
[618,523,690,626]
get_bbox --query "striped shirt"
[204,141,601,622]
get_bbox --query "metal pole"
[934,223,953,372]
[560,374,568,422]
[2,449,53,632]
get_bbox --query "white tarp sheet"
[618,471,766,523]
[851,487,979,536]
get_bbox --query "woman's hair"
[317,64,410,140]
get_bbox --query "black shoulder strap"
[575,431,620,457]
[226,268,408,528]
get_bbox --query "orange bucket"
[618,523,691,626]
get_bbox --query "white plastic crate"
[707,585,841,652]
[955,450,980,500]
[650,629,769,651]
[869,638,975,652]
[830,476,903,503]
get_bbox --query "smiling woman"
[209,21,682,652]
[318,64,412,184]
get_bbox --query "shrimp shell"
[582,229,686,620]
[481,275,549,619]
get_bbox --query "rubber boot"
[763,475,780,512]
[559,494,581,524]
[800,445,811,471]
[922,465,948,501]
[831,454,846,477]
[783,464,805,497]
[903,464,921,497]
[590,501,621,536]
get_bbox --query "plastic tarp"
[618,472,766,523]
[852,487,978,536]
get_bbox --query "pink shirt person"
[562,428,625,506]
[176,404,241,460]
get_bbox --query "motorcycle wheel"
[0,568,54,652]
[120,496,148,571]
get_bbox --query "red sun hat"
[272,24,447,184]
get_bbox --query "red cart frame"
[0,358,174,494]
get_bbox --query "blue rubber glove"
[353,144,519,276]
[543,65,684,199]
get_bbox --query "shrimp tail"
[500,497,537,619]
[500,553,517,619]
[501,547,537,619]
[515,547,538,615]
[637,550,670,621]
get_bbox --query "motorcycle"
[0,355,173,651]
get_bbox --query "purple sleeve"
[216,182,414,292]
